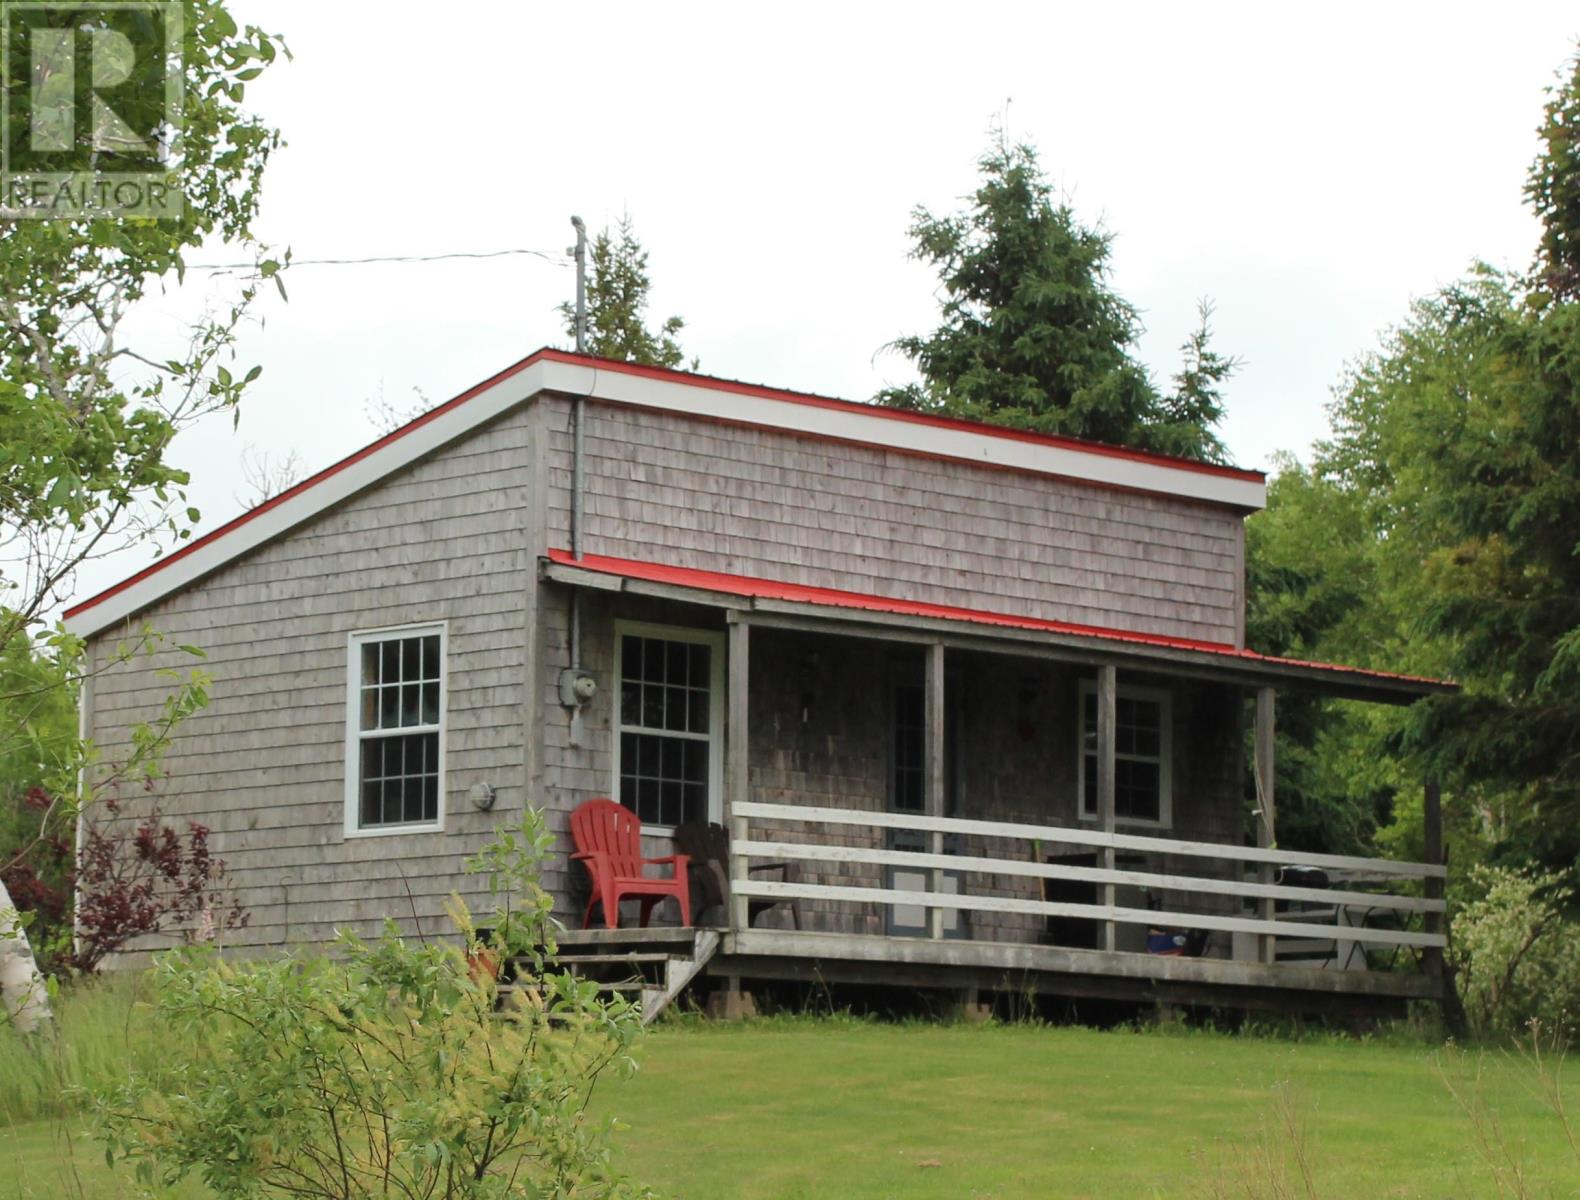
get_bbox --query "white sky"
[71,1,1579,610]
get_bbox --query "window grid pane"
[891,681,925,813]
[360,634,442,734]
[621,636,711,738]
[616,632,715,827]
[359,730,439,827]
[1082,690,1164,823]
[620,731,708,827]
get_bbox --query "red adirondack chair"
[570,798,693,930]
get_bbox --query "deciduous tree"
[0,1,288,997]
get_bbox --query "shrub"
[1451,864,1580,1040]
[68,798,247,973]
[94,809,653,1199]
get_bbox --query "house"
[65,349,1454,1019]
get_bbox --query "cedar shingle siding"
[86,390,1249,959]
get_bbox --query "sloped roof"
[64,349,1267,637]
[542,548,1456,705]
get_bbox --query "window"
[886,673,965,938]
[613,623,724,831]
[1078,681,1171,827]
[345,625,445,835]
[890,680,926,814]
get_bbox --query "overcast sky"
[76,1,1579,609]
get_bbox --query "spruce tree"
[880,138,1230,463]
[563,215,693,369]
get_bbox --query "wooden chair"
[672,821,802,930]
[570,799,692,930]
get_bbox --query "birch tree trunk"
[0,877,51,1033]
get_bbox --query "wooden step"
[500,930,721,1027]
[555,928,706,949]
[497,977,644,995]
[554,952,683,966]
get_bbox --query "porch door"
[885,673,965,938]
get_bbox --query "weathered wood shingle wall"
[543,397,1245,646]
[737,630,1246,945]
[87,408,537,961]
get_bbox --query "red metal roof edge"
[65,347,1262,623]
[533,349,1267,484]
[545,548,1453,690]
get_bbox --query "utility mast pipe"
[567,216,589,691]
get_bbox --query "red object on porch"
[570,799,693,930]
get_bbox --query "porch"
[544,553,1453,1016]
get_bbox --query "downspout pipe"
[569,216,588,674]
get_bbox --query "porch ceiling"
[540,550,1457,706]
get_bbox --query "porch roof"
[541,549,1458,706]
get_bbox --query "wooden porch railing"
[728,801,1447,958]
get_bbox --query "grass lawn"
[6,1019,1579,1198]
[595,1021,1580,1199]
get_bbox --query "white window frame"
[1076,679,1173,830]
[344,621,448,838]
[611,620,726,836]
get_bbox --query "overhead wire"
[186,247,569,270]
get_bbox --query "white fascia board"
[64,360,552,640]
[535,359,1267,511]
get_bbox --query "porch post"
[1096,664,1117,952]
[727,616,751,933]
[925,641,947,940]
[1423,777,1444,980]
[1254,686,1277,965]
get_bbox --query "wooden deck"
[718,928,1435,1008]
[713,800,1446,1009]
[553,922,1436,1017]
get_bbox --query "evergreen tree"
[879,138,1231,462]
[1528,51,1580,301]
[562,215,693,369]
[1249,47,1580,867]
[1158,303,1240,462]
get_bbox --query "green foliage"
[1528,49,1580,301]
[1320,270,1580,864]
[0,2,280,984]
[0,1,287,636]
[0,631,80,944]
[1161,302,1239,461]
[1,621,212,973]
[562,215,692,369]
[0,626,77,803]
[879,136,1232,462]
[94,809,654,1199]
[1451,865,1580,1040]
[1242,461,1429,853]
[1248,55,1580,868]
[0,972,181,1125]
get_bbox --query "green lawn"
[8,1018,1578,1199]
[587,1021,1580,1198]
